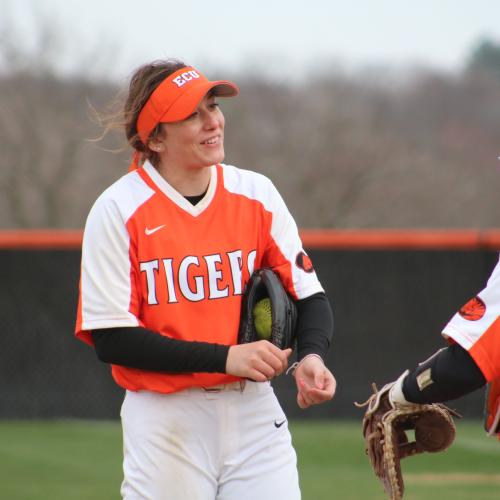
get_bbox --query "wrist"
[224,344,238,374]
[300,353,324,366]
[286,353,324,376]
[388,369,411,407]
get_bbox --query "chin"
[194,157,224,169]
[208,149,225,165]
[194,146,225,168]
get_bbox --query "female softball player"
[75,59,336,499]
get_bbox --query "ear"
[148,137,165,153]
[148,126,167,153]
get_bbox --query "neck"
[157,163,212,196]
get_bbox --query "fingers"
[226,341,293,381]
[297,378,325,407]
[297,379,317,408]
[257,343,291,376]
[279,347,293,370]
[296,369,337,409]
[321,372,337,395]
[251,355,279,380]
[297,391,309,409]
[314,370,326,390]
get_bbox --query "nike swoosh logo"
[145,225,166,236]
[274,419,287,428]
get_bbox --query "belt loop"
[239,380,246,392]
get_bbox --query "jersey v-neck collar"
[142,161,218,217]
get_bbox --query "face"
[152,93,225,172]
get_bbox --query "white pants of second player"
[120,381,301,500]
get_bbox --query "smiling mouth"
[201,136,221,145]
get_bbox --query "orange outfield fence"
[299,229,500,250]
[0,229,500,250]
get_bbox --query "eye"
[186,110,199,120]
[210,102,220,110]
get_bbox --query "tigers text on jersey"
[75,161,323,393]
[442,255,500,382]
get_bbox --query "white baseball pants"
[120,381,301,500]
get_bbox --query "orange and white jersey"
[442,255,500,382]
[75,161,323,393]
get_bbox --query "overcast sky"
[5,0,500,82]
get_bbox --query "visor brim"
[160,80,239,123]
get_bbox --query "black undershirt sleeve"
[91,293,333,373]
[92,329,229,373]
[402,343,487,404]
[295,292,333,361]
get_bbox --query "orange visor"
[136,66,239,145]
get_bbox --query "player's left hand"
[294,355,336,409]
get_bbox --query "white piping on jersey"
[143,161,217,217]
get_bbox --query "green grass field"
[0,420,498,499]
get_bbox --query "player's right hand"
[226,341,292,381]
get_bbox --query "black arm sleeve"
[402,343,487,404]
[91,292,333,371]
[91,327,229,373]
[295,292,333,361]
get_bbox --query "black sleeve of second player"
[295,292,333,361]
[402,343,487,404]
[91,327,229,373]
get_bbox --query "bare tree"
[1,13,499,229]
[0,16,125,228]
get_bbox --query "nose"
[202,110,220,130]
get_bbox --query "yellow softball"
[253,298,272,340]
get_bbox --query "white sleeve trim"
[81,316,140,331]
[441,324,474,351]
[296,282,325,299]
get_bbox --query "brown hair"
[96,59,186,166]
